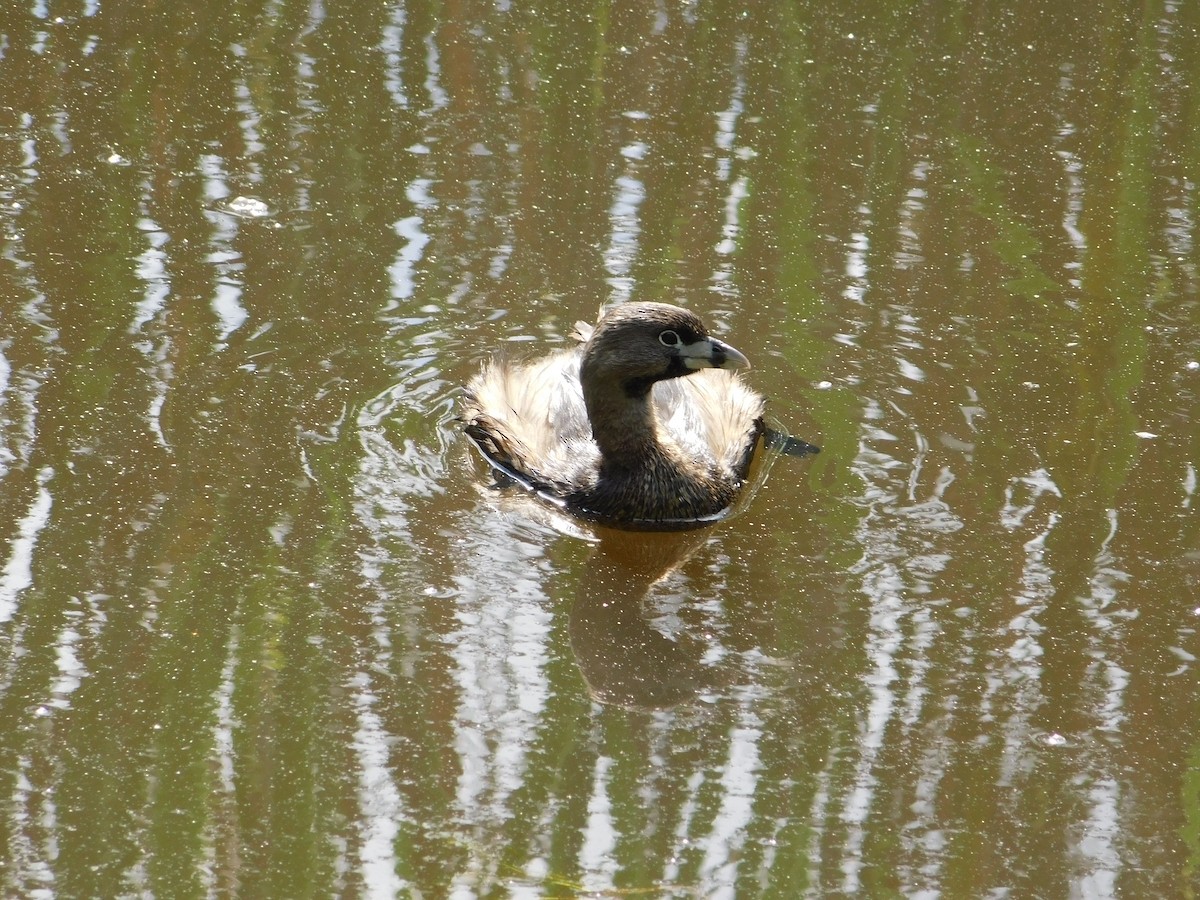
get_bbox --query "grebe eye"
[659,330,681,347]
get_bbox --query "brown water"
[2,1,1199,897]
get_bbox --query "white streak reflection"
[1068,509,1131,895]
[232,68,266,162]
[199,625,240,890]
[839,585,901,895]
[804,748,835,896]
[131,211,174,450]
[7,755,57,895]
[666,767,706,885]
[130,216,170,334]
[390,179,436,305]
[424,30,448,111]
[451,580,551,806]
[380,5,408,107]
[894,160,928,269]
[47,620,84,707]
[838,428,961,893]
[605,173,646,305]
[1073,777,1120,898]
[712,36,749,292]
[844,221,870,302]
[445,518,553,896]
[351,670,407,899]
[0,345,14,478]
[1055,68,1086,289]
[995,516,1055,789]
[0,466,54,624]
[698,703,763,898]
[578,754,617,893]
[200,154,249,346]
[212,628,239,796]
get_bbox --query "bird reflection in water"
[569,526,728,709]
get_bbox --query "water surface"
[1,1,1198,897]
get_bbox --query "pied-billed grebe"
[463,302,776,528]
